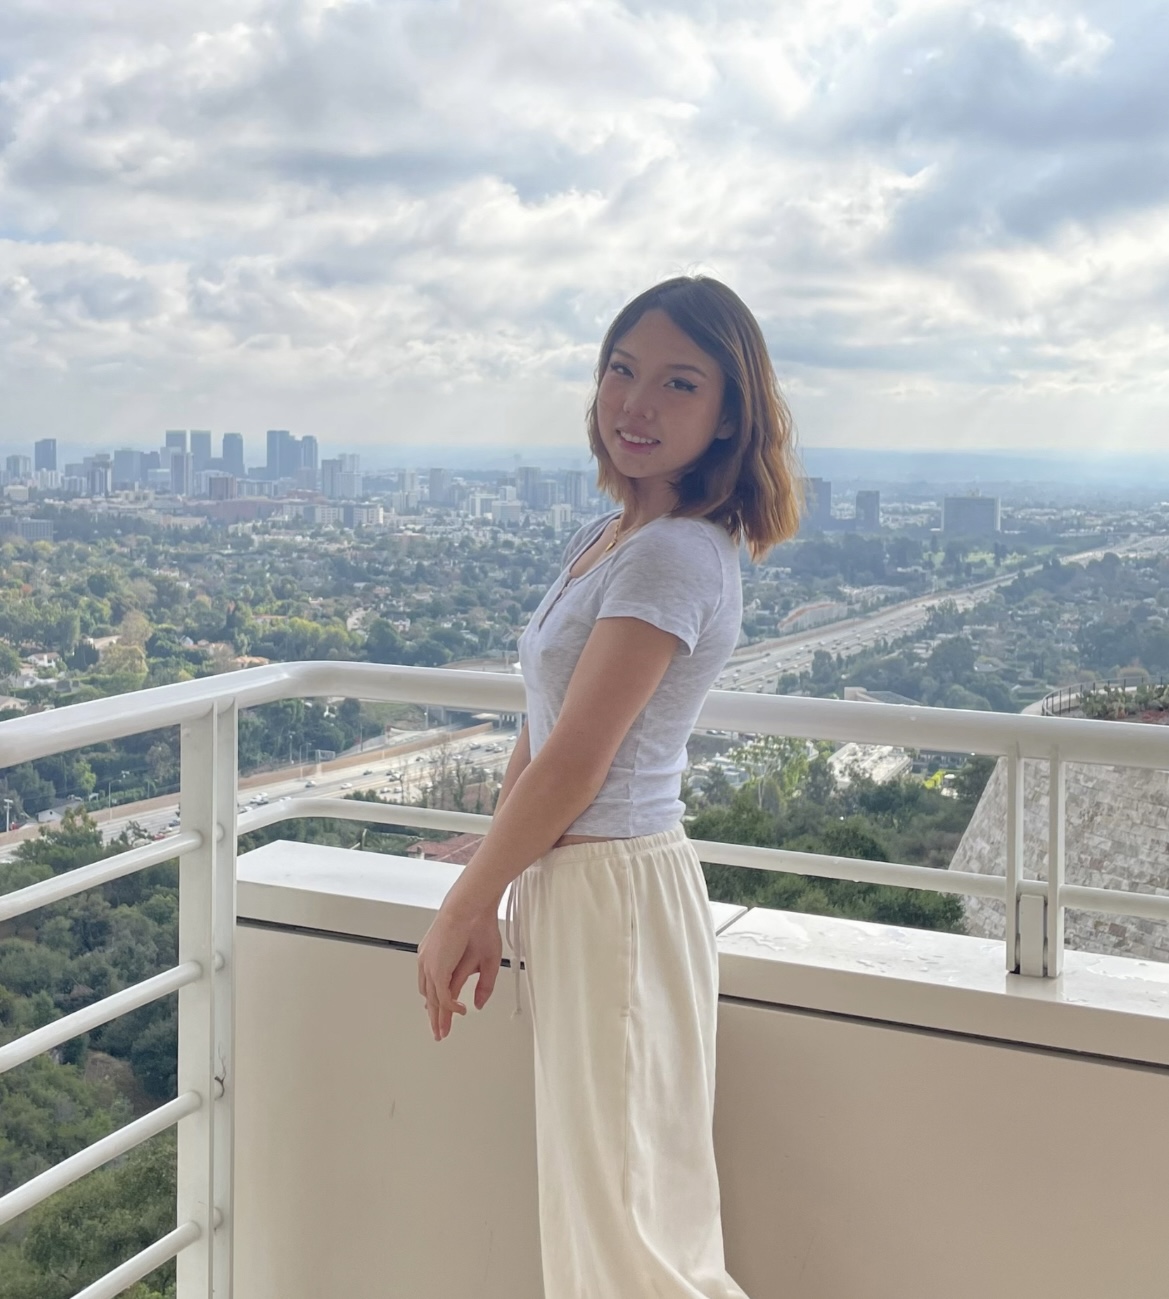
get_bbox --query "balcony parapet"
[234,838,1169,1299]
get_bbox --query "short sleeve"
[595,520,723,654]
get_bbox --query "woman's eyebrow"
[611,345,708,378]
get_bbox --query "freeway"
[0,730,517,863]
[713,541,1129,695]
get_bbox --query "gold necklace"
[602,513,634,554]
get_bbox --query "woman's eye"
[608,362,632,377]
[667,378,697,392]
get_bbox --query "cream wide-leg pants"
[505,824,751,1299]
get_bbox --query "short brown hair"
[587,276,803,561]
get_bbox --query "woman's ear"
[714,417,735,441]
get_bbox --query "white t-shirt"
[517,508,743,837]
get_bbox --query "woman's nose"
[622,385,655,419]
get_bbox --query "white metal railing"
[1,661,1169,1298]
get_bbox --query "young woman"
[417,275,802,1296]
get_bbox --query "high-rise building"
[5,455,32,480]
[855,490,880,532]
[537,478,560,510]
[113,449,143,489]
[34,438,57,472]
[87,457,112,497]
[943,495,1000,535]
[429,468,451,506]
[222,433,245,478]
[321,458,342,499]
[516,465,542,508]
[563,469,588,509]
[207,473,237,501]
[165,430,188,453]
[300,435,319,472]
[805,477,833,529]
[169,450,194,497]
[322,455,361,500]
[190,430,212,473]
[266,429,293,480]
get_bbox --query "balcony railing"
[1,661,1168,1297]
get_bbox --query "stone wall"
[949,757,1169,962]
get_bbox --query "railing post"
[1046,750,1066,978]
[177,700,237,1297]
[1005,746,1024,974]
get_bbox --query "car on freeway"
[304,780,316,788]
[341,782,352,789]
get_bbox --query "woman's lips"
[617,429,660,454]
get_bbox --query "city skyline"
[1,3,1167,457]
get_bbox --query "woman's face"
[596,308,730,495]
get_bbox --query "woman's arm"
[492,721,531,814]
[438,616,680,924]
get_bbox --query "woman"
[418,275,802,1296]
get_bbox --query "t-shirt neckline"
[565,508,671,582]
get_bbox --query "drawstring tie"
[503,867,527,1017]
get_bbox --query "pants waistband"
[504,824,687,1019]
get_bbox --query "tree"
[0,1134,177,1299]
[728,735,812,810]
[927,635,976,684]
[365,618,405,664]
[954,755,997,805]
[0,641,21,677]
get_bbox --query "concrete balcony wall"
[951,756,1169,962]
[234,842,1169,1299]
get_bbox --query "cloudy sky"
[2,0,1167,465]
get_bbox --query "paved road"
[0,730,517,863]
[713,541,1125,695]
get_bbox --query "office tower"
[165,430,188,453]
[207,473,237,501]
[942,494,1001,536]
[338,454,361,500]
[429,468,451,506]
[537,478,559,509]
[190,430,212,473]
[87,457,113,497]
[855,490,880,532]
[563,469,587,509]
[516,465,542,508]
[6,455,32,480]
[142,450,161,474]
[34,438,57,472]
[805,477,832,528]
[295,435,320,490]
[321,458,342,499]
[267,429,292,480]
[113,449,143,489]
[398,468,418,493]
[169,450,193,496]
[321,456,362,500]
[222,432,245,478]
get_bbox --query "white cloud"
[0,0,1166,460]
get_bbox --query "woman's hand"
[417,905,502,1042]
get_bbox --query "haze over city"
[2,0,1168,462]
